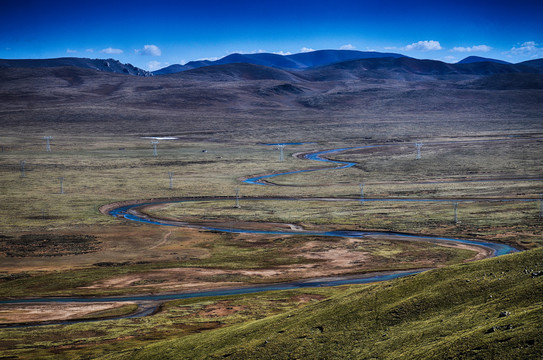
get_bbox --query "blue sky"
[1,0,542,70]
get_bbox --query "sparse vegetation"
[100,248,543,360]
[0,248,540,359]
[0,59,541,358]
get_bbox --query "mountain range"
[0,57,152,76]
[1,49,542,136]
[2,50,541,78]
[152,50,407,75]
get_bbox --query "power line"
[453,201,459,224]
[279,144,285,161]
[168,172,174,190]
[415,142,423,160]
[151,140,159,156]
[234,188,240,208]
[43,136,53,152]
[58,177,64,194]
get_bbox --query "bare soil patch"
[0,302,134,324]
[0,234,99,257]
[194,301,247,318]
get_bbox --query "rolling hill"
[1,54,542,139]
[103,248,543,359]
[457,56,511,65]
[0,57,151,76]
[298,56,543,82]
[153,49,407,75]
[171,62,304,82]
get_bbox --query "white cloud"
[66,49,77,54]
[451,45,492,52]
[404,40,442,51]
[197,57,220,62]
[135,44,161,56]
[147,61,167,71]
[300,47,315,53]
[85,48,94,53]
[340,44,355,50]
[442,55,458,63]
[100,47,123,54]
[509,41,542,57]
[273,50,292,56]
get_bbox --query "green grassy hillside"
[104,247,543,360]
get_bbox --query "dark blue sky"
[1,0,542,70]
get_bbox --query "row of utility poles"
[15,137,543,220]
[228,186,543,223]
[39,136,429,159]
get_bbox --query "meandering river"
[0,144,523,327]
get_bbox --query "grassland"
[0,246,540,359]
[0,287,343,359]
[147,197,542,249]
[101,247,543,360]
[0,65,542,358]
[0,134,541,298]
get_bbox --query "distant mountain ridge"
[1,52,541,81]
[168,56,543,83]
[0,57,152,76]
[153,50,408,75]
[457,56,511,65]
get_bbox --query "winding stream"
[0,144,524,327]
[244,146,374,185]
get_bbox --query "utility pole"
[539,194,543,219]
[359,183,365,204]
[453,201,459,224]
[415,142,423,160]
[20,160,26,178]
[234,188,240,208]
[168,172,174,190]
[278,144,285,161]
[43,136,52,152]
[58,177,64,194]
[151,140,159,156]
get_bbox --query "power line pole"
[168,172,174,190]
[20,160,26,178]
[359,183,365,204]
[234,188,240,208]
[151,140,159,156]
[58,177,64,194]
[453,201,459,224]
[415,142,423,160]
[279,144,285,161]
[43,136,52,152]
[539,194,543,219]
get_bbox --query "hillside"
[0,57,151,76]
[466,73,543,90]
[153,49,407,74]
[301,57,543,81]
[1,57,543,139]
[519,59,543,68]
[457,56,511,65]
[171,62,303,81]
[104,247,543,359]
